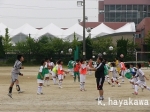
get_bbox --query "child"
[44,58,50,86]
[67,58,74,77]
[110,63,121,87]
[52,61,58,85]
[37,60,46,95]
[118,59,126,83]
[8,55,24,98]
[57,60,68,88]
[104,59,111,85]
[133,63,150,95]
[129,63,138,89]
[87,59,93,75]
[79,59,87,91]
[74,59,81,82]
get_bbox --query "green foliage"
[117,37,128,59]
[0,36,5,58]
[92,37,114,54]
[2,28,12,55]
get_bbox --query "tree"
[2,28,12,58]
[0,36,5,58]
[116,37,128,59]
[92,37,114,55]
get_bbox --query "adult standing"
[89,57,105,100]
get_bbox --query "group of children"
[104,58,150,95]
[8,55,150,98]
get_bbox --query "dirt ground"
[0,67,150,112]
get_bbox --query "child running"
[104,59,111,85]
[133,63,150,95]
[44,58,50,86]
[79,59,87,91]
[57,60,68,88]
[8,55,24,98]
[37,60,46,95]
[74,59,81,82]
[118,59,126,83]
[52,61,58,85]
[129,63,138,89]
[110,63,121,87]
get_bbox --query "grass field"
[0,67,150,112]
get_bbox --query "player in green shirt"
[37,60,46,95]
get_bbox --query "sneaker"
[108,82,111,85]
[59,86,63,89]
[8,93,13,99]
[80,89,82,91]
[118,85,121,87]
[18,90,24,94]
[111,85,115,87]
[132,92,138,95]
[41,92,44,95]
[82,89,86,91]
[37,92,41,95]
[95,97,104,101]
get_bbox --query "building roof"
[80,22,127,30]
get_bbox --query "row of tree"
[1,28,150,64]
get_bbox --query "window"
[133,5,137,11]
[109,12,115,18]
[105,5,109,11]
[143,5,147,12]
[148,5,150,12]
[133,12,137,18]
[116,12,121,21]
[122,5,126,10]
[116,5,121,10]
[148,13,150,17]
[127,12,132,19]
[143,12,147,17]
[110,5,115,10]
[105,12,109,19]
[138,5,143,11]
[127,5,132,10]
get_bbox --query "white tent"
[36,23,64,39]
[0,23,13,36]
[11,23,39,43]
[91,23,115,38]
[62,23,88,41]
[115,22,135,33]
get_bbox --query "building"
[99,0,150,24]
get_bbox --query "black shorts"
[96,77,105,90]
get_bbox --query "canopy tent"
[36,23,64,39]
[91,23,115,38]
[0,23,13,36]
[62,23,88,41]
[115,22,136,33]
[11,23,39,43]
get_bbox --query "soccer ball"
[120,54,124,58]
[98,53,102,57]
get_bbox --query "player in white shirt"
[44,58,51,86]
[133,63,150,95]
[110,63,121,87]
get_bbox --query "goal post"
[135,52,150,66]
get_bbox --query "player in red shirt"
[74,59,81,82]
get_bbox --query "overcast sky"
[0,0,98,28]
